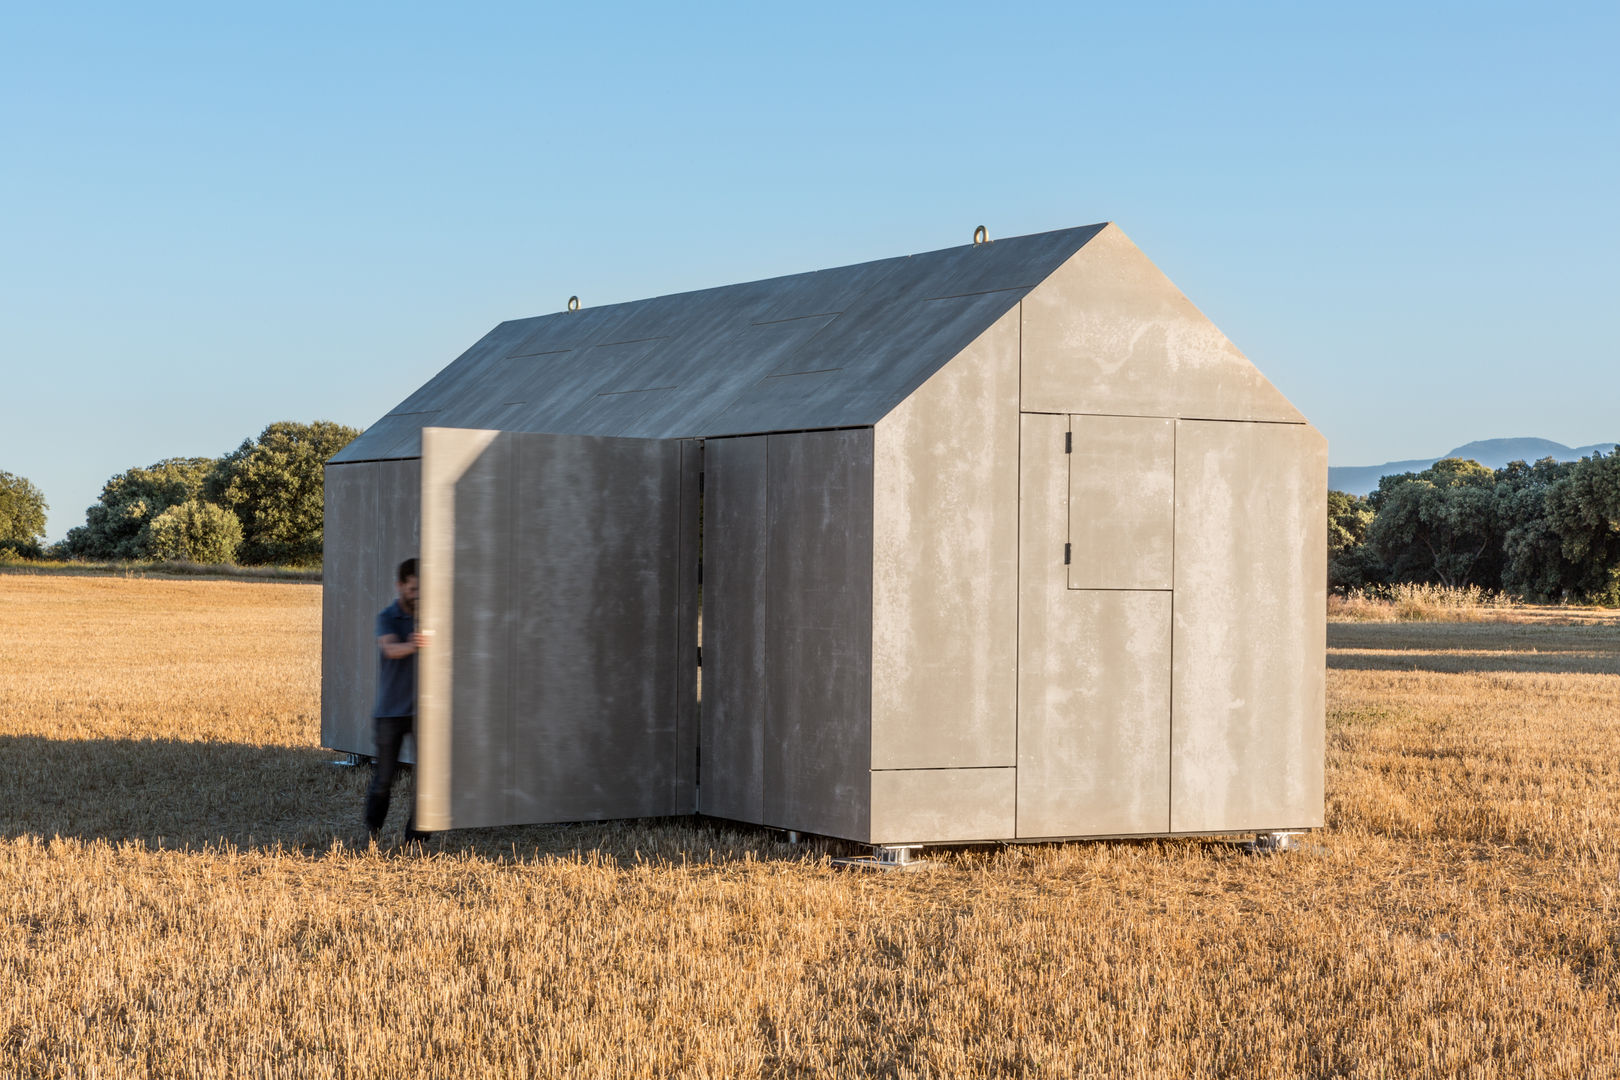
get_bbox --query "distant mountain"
[1329,438,1619,496]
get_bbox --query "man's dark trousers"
[365,715,416,835]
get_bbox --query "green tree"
[1495,458,1581,600]
[1367,458,1502,589]
[143,500,244,563]
[65,457,217,560]
[1327,489,1384,590]
[1545,450,1620,604]
[0,470,49,555]
[207,420,360,565]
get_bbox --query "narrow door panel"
[1170,421,1326,832]
[1018,413,1171,838]
[417,427,697,830]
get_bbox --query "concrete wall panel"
[418,428,695,830]
[1171,420,1327,832]
[700,435,770,824]
[322,459,421,759]
[321,462,374,756]
[870,769,1016,844]
[1067,415,1175,590]
[505,432,687,823]
[872,306,1019,769]
[674,439,702,815]
[420,428,511,829]
[1021,224,1304,423]
[1017,590,1171,838]
[1018,414,1172,838]
[763,428,873,842]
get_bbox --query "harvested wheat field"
[3,573,1619,1079]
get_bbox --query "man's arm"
[377,632,430,659]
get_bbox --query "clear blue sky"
[3,1,1615,540]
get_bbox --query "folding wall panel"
[702,429,874,842]
[416,427,698,831]
[699,435,769,826]
[762,429,873,842]
[1170,420,1326,832]
[1017,413,1172,838]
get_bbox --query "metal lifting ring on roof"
[973,225,988,246]
[567,296,580,312]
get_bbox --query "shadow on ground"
[1326,621,1620,677]
[1327,649,1620,676]
[0,734,841,865]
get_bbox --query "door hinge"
[697,561,703,585]
[698,471,705,494]
[1065,431,1072,454]
[696,646,702,668]
[1064,542,1071,565]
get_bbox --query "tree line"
[0,421,358,567]
[1331,452,1620,604]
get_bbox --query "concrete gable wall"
[1020,224,1304,423]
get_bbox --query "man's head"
[396,557,419,613]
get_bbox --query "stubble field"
[2,573,1619,1078]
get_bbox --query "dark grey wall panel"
[321,459,420,758]
[321,462,373,755]
[763,428,873,842]
[699,435,769,824]
[673,440,702,815]
[418,427,695,830]
[506,432,686,822]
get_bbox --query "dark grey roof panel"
[335,224,1106,461]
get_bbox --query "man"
[365,556,430,843]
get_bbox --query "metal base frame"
[832,844,933,871]
[1243,830,1305,854]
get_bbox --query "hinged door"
[415,427,699,830]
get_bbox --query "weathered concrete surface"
[1171,420,1326,832]
[673,440,702,815]
[699,435,770,825]
[1068,414,1175,591]
[870,768,1016,844]
[871,306,1019,770]
[1020,224,1304,423]
[416,428,695,831]
[321,457,421,759]
[763,428,873,842]
[1017,414,1172,838]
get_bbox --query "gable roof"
[331,224,1108,464]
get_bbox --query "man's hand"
[378,632,430,659]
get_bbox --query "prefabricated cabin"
[321,223,1326,845]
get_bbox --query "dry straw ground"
[2,573,1619,1078]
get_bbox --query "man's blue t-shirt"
[374,600,417,718]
